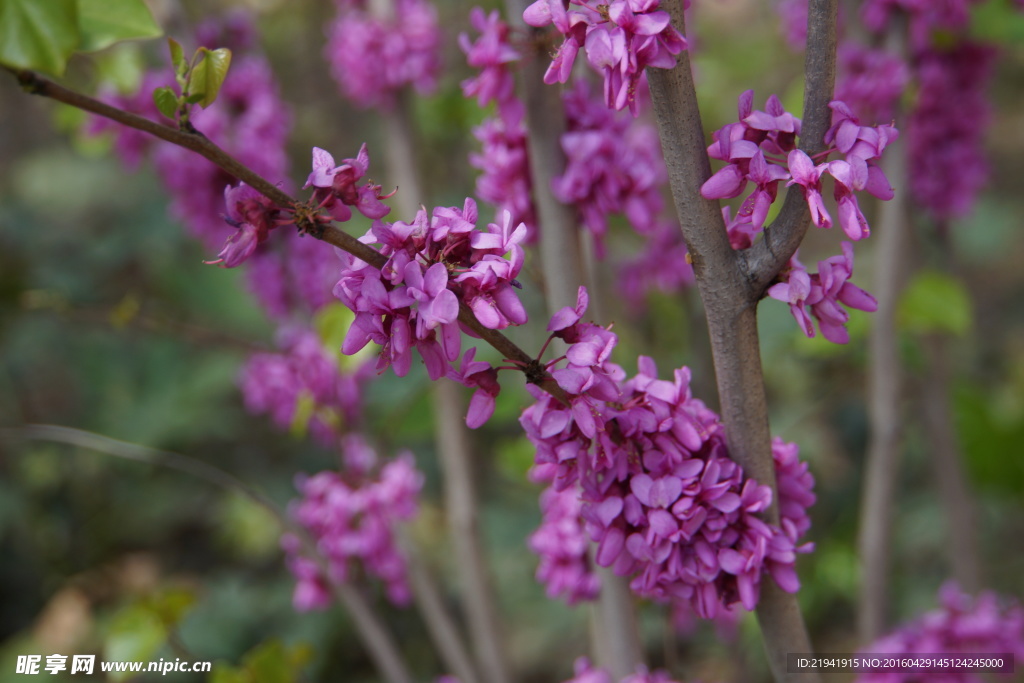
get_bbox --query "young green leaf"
[0,0,79,76]
[152,86,178,120]
[188,46,232,108]
[76,0,161,52]
[168,37,185,76]
[897,270,973,337]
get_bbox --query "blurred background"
[1,0,1023,681]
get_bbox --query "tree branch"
[739,0,840,296]
[645,2,823,681]
[7,66,568,405]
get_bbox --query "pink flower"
[529,486,601,604]
[787,149,832,229]
[325,0,442,110]
[304,145,394,223]
[768,243,877,344]
[283,446,424,610]
[523,0,686,115]
[459,8,521,109]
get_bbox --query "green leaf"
[104,604,166,681]
[76,0,161,52]
[290,392,316,438]
[242,640,312,683]
[152,86,178,120]
[168,37,186,76]
[145,587,197,627]
[897,270,972,336]
[188,47,232,108]
[0,0,79,76]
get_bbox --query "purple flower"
[283,445,424,610]
[835,43,909,123]
[325,0,442,110]
[459,8,521,109]
[304,145,393,222]
[523,292,816,616]
[855,583,1024,682]
[523,0,687,115]
[470,101,538,239]
[787,150,832,229]
[529,485,602,604]
[908,43,996,222]
[768,243,877,344]
[556,81,667,255]
[239,327,368,445]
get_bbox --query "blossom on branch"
[522,0,687,114]
[283,442,424,610]
[767,243,878,344]
[325,0,442,110]
[522,288,815,618]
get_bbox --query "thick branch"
[739,0,840,295]
[645,2,821,681]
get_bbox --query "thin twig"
[6,66,568,405]
[739,0,840,296]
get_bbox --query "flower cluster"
[556,81,666,255]
[701,91,896,343]
[333,192,527,423]
[460,10,538,238]
[209,144,398,318]
[855,583,1024,682]
[835,43,909,124]
[834,0,995,223]
[562,657,685,683]
[522,288,815,617]
[460,8,521,116]
[703,92,897,241]
[523,0,687,114]
[304,145,394,223]
[325,0,442,110]
[908,43,996,222]
[860,0,981,52]
[469,103,538,239]
[528,485,601,604]
[282,442,424,610]
[767,242,877,344]
[239,327,369,446]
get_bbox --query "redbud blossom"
[283,446,424,610]
[523,0,687,115]
[523,288,815,617]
